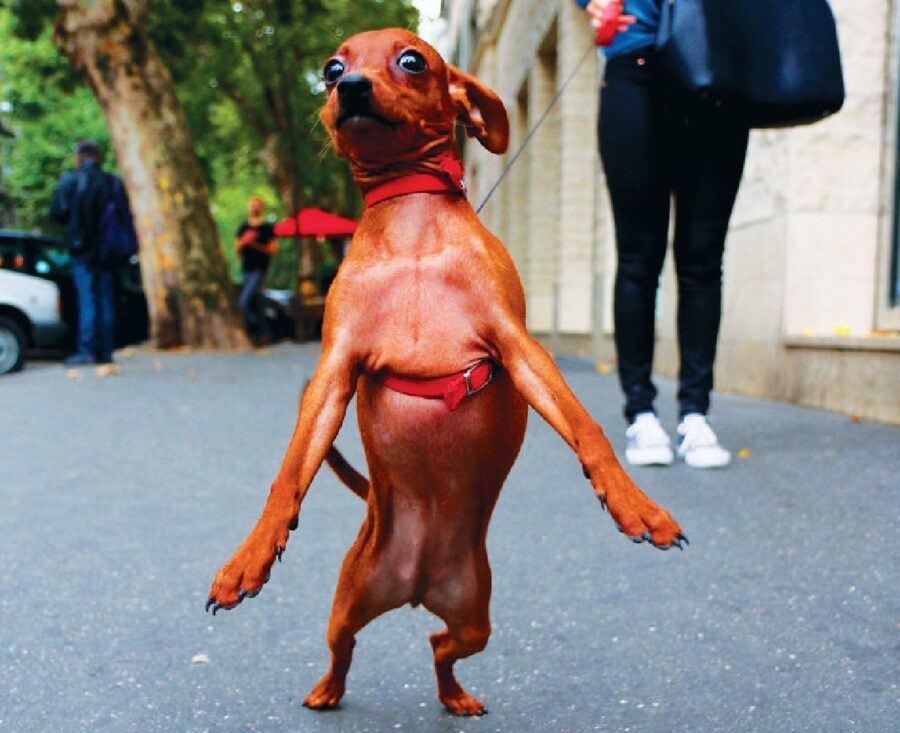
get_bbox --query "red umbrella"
[273,207,357,238]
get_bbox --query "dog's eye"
[323,59,345,86]
[397,50,427,75]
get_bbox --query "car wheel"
[0,315,26,374]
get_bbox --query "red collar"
[363,156,467,208]
[382,359,495,411]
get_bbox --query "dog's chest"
[359,252,487,369]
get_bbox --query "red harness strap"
[382,359,496,411]
[363,156,467,207]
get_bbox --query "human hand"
[585,0,636,37]
[239,229,259,246]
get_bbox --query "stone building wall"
[448,0,900,424]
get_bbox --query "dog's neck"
[348,140,461,192]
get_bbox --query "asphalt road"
[1,344,897,733]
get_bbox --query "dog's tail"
[324,446,369,500]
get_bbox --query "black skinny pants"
[598,49,749,422]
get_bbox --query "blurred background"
[0,0,897,423]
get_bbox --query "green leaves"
[7,0,56,41]
[0,8,109,229]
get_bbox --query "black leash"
[475,40,598,215]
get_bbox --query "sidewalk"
[1,344,897,733]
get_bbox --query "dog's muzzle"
[337,74,385,127]
[338,74,372,107]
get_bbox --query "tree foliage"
[0,5,109,228]
[150,0,418,212]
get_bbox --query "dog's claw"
[641,531,652,542]
[211,602,220,616]
[597,494,607,511]
[672,539,683,551]
[238,589,247,602]
[276,545,284,562]
[582,465,590,479]
[678,532,690,546]
[205,597,215,613]
[289,514,299,531]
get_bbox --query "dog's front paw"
[599,482,688,551]
[206,524,290,613]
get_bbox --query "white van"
[0,269,67,374]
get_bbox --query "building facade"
[440,0,900,424]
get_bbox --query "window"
[31,239,71,278]
[893,50,900,307]
[878,13,900,328]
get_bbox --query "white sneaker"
[677,413,731,468]
[625,412,674,466]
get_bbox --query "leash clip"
[463,359,494,397]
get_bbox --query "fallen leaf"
[595,361,613,374]
[66,368,82,380]
[95,364,121,377]
[848,413,863,423]
[834,325,852,336]
[191,653,210,665]
[737,448,751,459]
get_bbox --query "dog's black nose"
[337,74,372,104]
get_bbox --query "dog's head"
[319,29,509,174]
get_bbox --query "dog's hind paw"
[440,690,487,716]
[303,675,346,710]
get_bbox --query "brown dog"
[207,28,686,716]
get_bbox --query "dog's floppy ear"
[446,65,509,155]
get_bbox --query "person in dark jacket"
[51,140,116,366]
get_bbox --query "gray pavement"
[1,344,897,733]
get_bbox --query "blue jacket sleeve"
[573,0,590,8]
[50,171,76,224]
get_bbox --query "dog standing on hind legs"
[206,28,687,717]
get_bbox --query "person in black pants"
[51,140,117,366]
[577,0,749,468]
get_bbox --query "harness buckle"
[462,359,494,397]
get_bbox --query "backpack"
[97,174,139,268]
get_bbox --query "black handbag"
[655,0,846,128]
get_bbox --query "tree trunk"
[260,133,301,216]
[260,131,317,286]
[54,0,248,349]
